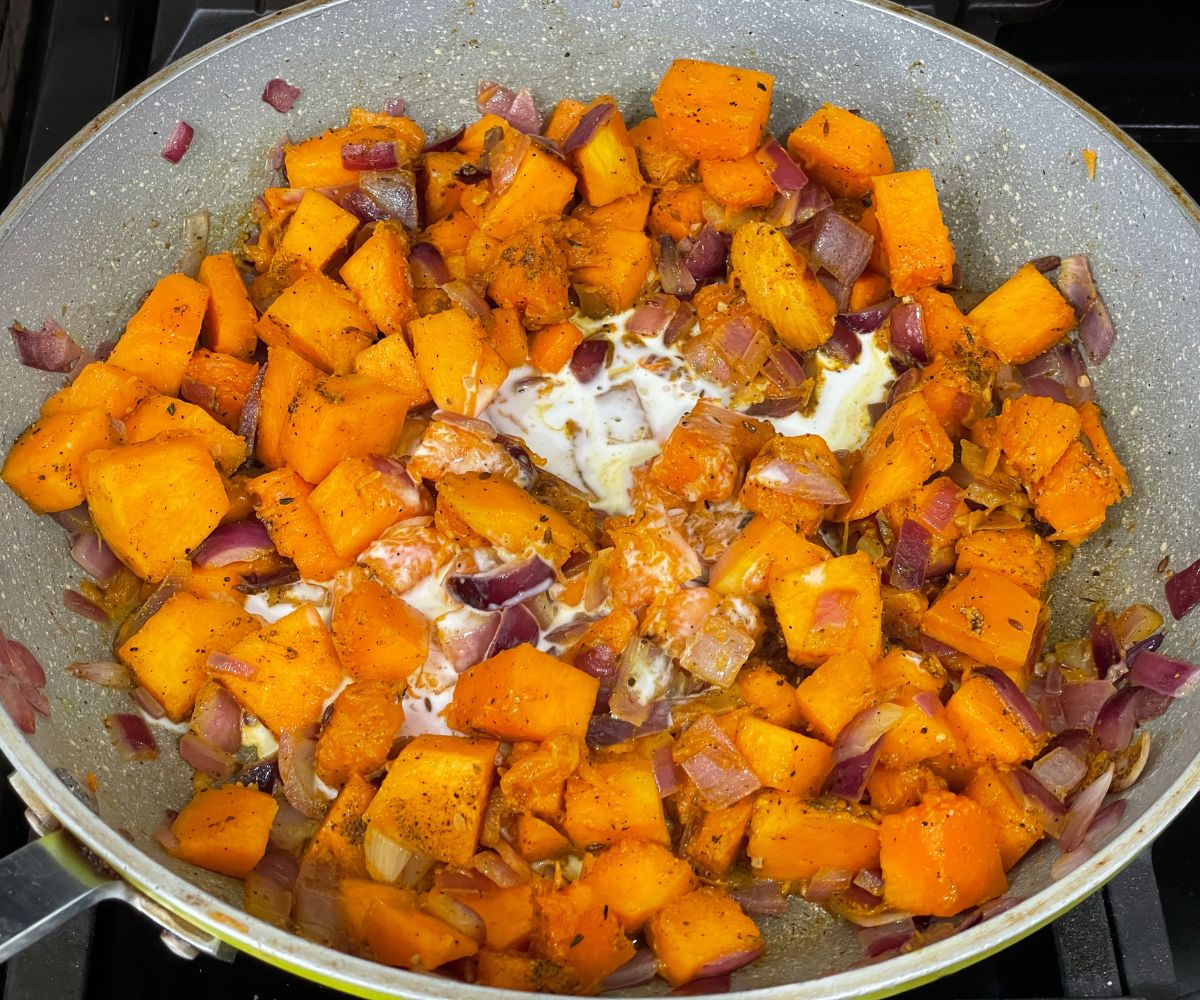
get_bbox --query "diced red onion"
[1018,341,1094,405]
[853,868,885,897]
[811,211,873,286]
[824,737,883,802]
[192,519,274,568]
[486,604,540,659]
[889,519,932,592]
[154,815,182,854]
[180,374,219,412]
[569,338,610,384]
[179,732,236,779]
[814,589,856,631]
[237,361,266,450]
[884,367,922,412]
[262,77,301,113]
[650,742,683,797]
[835,705,904,764]
[585,702,671,749]
[447,556,555,611]
[695,948,762,980]
[245,848,299,926]
[161,120,194,163]
[1050,844,1095,880]
[131,686,167,720]
[627,295,678,337]
[1009,768,1067,835]
[1133,685,1172,724]
[367,455,426,512]
[438,608,501,671]
[684,226,730,282]
[747,456,848,504]
[206,652,256,678]
[1084,798,1126,851]
[664,300,697,345]
[409,242,451,286]
[382,97,407,116]
[658,235,697,296]
[888,302,927,366]
[1128,650,1200,698]
[857,916,917,959]
[235,565,301,594]
[1113,731,1151,791]
[292,861,346,947]
[762,343,807,390]
[235,756,280,795]
[68,660,132,689]
[675,715,760,810]
[765,188,802,228]
[1029,255,1061,274]
[601,948,659,991]
[816,270,852,313]
[192,685,242,754]
[1089,614,1122,678]
[443,279,492,323]
[422,891,486,943]
[1059,679,1116,731]
[1166,557,1200,620]
[1059,764,1114,851]
[423,126,465,153]
[804,867,853,903]
[278,727,327,820]
[609,638,674,726]
[976,667,1048,739]
[339,189,391,223]
[69,530,121,584]
[1031,746,1088,799]
[63,589,109,623]
[729,880,788,916]
[1057,254,1115,363]
[104,713,159,761]
[562,102,614,155]
[671,973,732,996]
[0,678,35,734]
[476,80,542,135]
[793,182,833,221]
[744,397,806,418]
[9,319,83,373]
[823,319,864,365]
[472,849,521,889]
[1094,687,1138,752]
[758,137,808,193]
[341,140,399,171]
[359,170,420,230]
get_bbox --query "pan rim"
[0,0,1197,997]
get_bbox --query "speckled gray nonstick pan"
[0,0,1195,995]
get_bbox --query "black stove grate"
[1,1,1198,998]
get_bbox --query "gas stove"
[0,1,1197,998]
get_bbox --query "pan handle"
[0,829,122,963]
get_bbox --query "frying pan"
[0,0,1196,995]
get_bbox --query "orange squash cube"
[309,456,423,559]
[2,409,118,514]
[628,116,695,185]
[197,252,259,359]
[681,797,754,876]
[771,551,882,667]
[248,466,351,581]
[870,169,956,296]
[339,223,417,338]
[699,152,775,209]
[581,839,695,931]
[108,273,208,394]
[302,774,376,876]
[276,190,359,272]
[279,374,410,484]
[169,785,277,878]
[255,344,321,470]
[955,527,1057,598]
[314,681,405,788]
[255,271,375,375]
[41,361,155,422]
[84,438,229,580]
[534,881,636,990]
[570,97,644,207]
[118,592,258,722]
[218,605,345,735]
[740,434,846,533]
[364,733,498,866]
[968,263,1077,364]
[786,103,894,199]
[792,649,877,743]
[331,577,429,683]
[1030,440,1123,544]
[515,813,571,862]
[943,672,1046,767]
[409,306,508,417]
[736,662,803,727]
[709,516,828,597]
[964,766,1045,870]
[646,887,763,987]
[880,790,1007,917]
[123,395,248,475]
[352,331,431,408]
[563,757,670,848]
[652,59,773,160]
[447,643,599,742]
[735,715,833,795]
[747,793,881,881]
[922,568,1041,680]
[478,141,578,241]
[365,892,478,971]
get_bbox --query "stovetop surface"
[0,1,1197,998]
